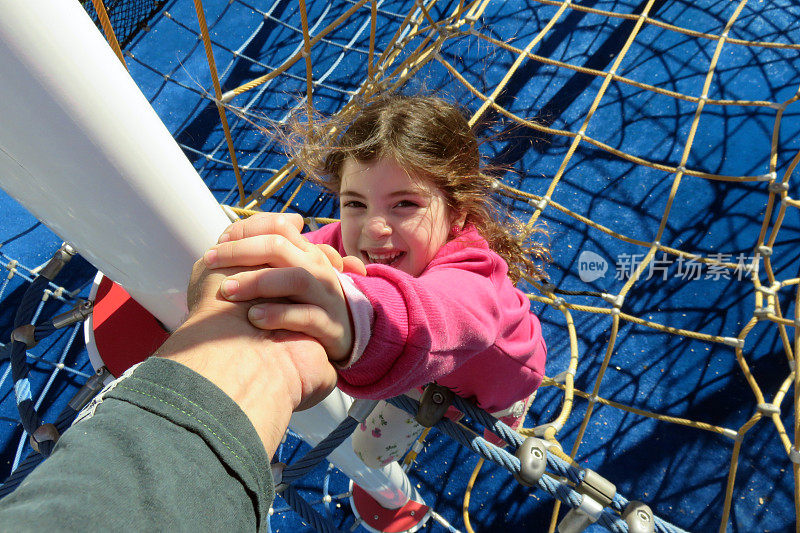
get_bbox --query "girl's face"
[339,157,455,277]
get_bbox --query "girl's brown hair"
[286,94,549,282]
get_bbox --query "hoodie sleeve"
[337,246,534,398]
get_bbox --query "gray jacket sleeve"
[0,357,274,532]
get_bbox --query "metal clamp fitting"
[621,501,655,533]
[271,462,287,493]
[768,181,789,193]
[415,383,455,428]
[579,469,616,507]
[513,437,547,487]
[68,366,112,411]
[11,324,37,348]
[40,244,77,281]
[30,423,60,454]
[348,399,379,422]
[557,495,604,533]
[753,307,775,319]
[757,403,780,416]
[52,300,94,329]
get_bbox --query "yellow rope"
[221,0,370,102]
[89,0,127,68]
[191,0,246,206]
[533,0,800,50]
[463,458,484,533]
[184,0,800,528]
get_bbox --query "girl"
[204,95,548,466]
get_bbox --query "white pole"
[0,0,228,330]
[0,0,411,509]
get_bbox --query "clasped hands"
[202,212,365,363]
[167,213,363,455]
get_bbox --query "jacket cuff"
[336,272,374,369]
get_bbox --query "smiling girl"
[204,95,549,467]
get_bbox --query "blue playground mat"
[2,1,799,531]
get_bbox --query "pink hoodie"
[305,222,546,414]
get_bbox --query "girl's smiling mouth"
[363,250,405,266]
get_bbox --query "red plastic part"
[351,484,430,533]
[92,276,169,377]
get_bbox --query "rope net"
[2,0,799,531]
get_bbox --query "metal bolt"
[373,515,379,521]
[532,448,544,459]
[432,392,444,404]
[410,511,415,516]
[637,509,651,522]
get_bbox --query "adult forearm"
[157,308,295,457]
[0,358,274,531]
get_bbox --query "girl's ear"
[449,212,467,237]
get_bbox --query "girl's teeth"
[368,251,403,265]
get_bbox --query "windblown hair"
[285,94,549,282]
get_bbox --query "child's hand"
[218,213,366,276]
[203,229,354,363]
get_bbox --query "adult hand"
[158,258,338,456]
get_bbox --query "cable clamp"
[760,171,778,182]
[11,325,37,348]
[789,360,796,371]
[755,284,776,297]
[30,423,60,454]
[768,180,789,193]
[756,403,780,416]
[721,337,744,349]
[790,447,800,464]
[348,399,379,422]
[541,282,556,294]
[551,296,566,308]
[753,306,775,320]
[601,293,624,308]
[271,462,287,492]
[68,367,112,411]
[52,300,93,329]
[579,469,616,507]
[622,501,655,533]
[756,245,772,257]
[513,437,547,487]
[557,495,604,532]
[6,259,19,280]
[720,428,738,441]
[40,243,77,281]
[490,179,500,190]
[551,369,572,384]
[220,204,241,223]
[415,383,455,428]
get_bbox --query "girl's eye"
[342,200,366,209]
[394,200,420,208]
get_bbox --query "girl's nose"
[364,216,392,239]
